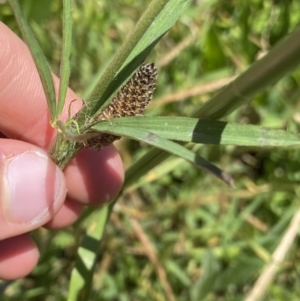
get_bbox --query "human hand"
[0,22,124,280]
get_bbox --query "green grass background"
[1,0,300,300]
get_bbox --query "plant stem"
[50,133,82,169]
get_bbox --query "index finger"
[0,22,80,148]
[0,22,124,206]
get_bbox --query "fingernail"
[3,151,64,224]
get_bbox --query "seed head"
[85,63,157,150]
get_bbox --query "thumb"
[0,139,66,240]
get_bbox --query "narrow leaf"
[77,0,192,123]
[68,207,109,301]
[125,27,300,188]
[8,0,56,123]
[56,0,72,120]
[194,27,300,119]
[190,251,221,301]
[92,116,300,148]
[92,124,234,186]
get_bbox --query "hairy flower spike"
[85,63,157,150]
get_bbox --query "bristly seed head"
[85,63,157,150]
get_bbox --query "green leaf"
[92,123,233,186]
[194,27,300,119]
[68,207,109,301]
[190,250,221,301]
[8,0,56,123]
[56,0,72,120]
[92,116,300,148]
[165,260,191,286]
[125,26,300,188]
[76,0,192,122]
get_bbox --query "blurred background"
[1,0,300,300]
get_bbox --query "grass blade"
[93,116,300,148]
[56,0,72,120]
[76,0,192,122]
[67,207,109,301]
[190,251,221,301]
[125,26,300,188]
[194,27,300,119]
[8,0,56,123]
[92,124,234,186]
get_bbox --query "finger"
[44,198,83,229]
[64,145,124,205]
[0,22,124,206]
[0,22,79,147]
[45,143,124,227]
[0,234,39,280]
[0,139,66,240]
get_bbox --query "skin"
[0,22,124,280]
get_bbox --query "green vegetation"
[1,0,300,300]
